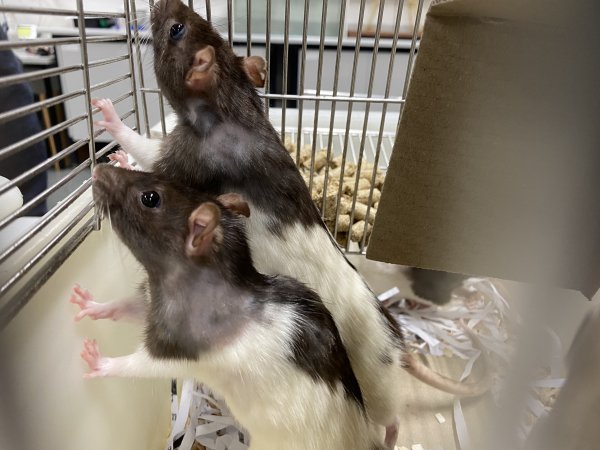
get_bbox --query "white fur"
[111,126,161,171]
[246,208,405,428]
[100,304,382,450]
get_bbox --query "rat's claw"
[70,284,89,307]
[92,98,123,135]
[108,150,133,170]
[70,285,112,322]
[81,338,110,378]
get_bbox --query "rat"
[92,1,491,447]
[76,163,386,450]
[91,54,266,171]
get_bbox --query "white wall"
[0,225,170,450]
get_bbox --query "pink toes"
[81,338,109,378]
[108,149,133,170]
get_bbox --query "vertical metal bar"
[264,0,271,116]
[205,0,211,21]
[188,0,194,10]
[396,0,424,137]
[360,0,405,250]
[76,0,99,230]
[130,0,151,137]
[321,0,347,218]
[281,0,291,143]
[347,0,385,253]
[331,0,367,240]
[227,0,233,47]
[402,0,424,97]
[124,0,141,133]
[158,93,167,137]
[246,0,251,57]
[308,0,329,199]
[295,0,310,171]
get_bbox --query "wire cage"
[0,0,426,326]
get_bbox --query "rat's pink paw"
[69,284,123,322]
[108,149,133,170]
[92,98,125,135]
[81,339,111,378]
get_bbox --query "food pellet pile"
[284,140,386,247]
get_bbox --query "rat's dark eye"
[170,23,185,41]
[141,191,161,208]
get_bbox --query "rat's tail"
[401,326,493,397]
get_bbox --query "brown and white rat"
[93,1,490,447]
[77,163,385,450]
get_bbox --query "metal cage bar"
[0,0,425,320]
[331,0,368,239]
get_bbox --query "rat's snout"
[92,164,121,206]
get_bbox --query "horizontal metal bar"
[230,33,419,50]
[0,202,94,324]
[259,93,406,104]
[0,170,92,261]
[0,216,94,330]
[95,140,120,159]
[0,161,91,231]
[0,64,82,89]
[87,54,130,69]
[90,90,133,114]
[0,90,84,126]
[0,114,86,161]
[0,138,88,197]
[140,87,162,94]
[87,35,128,44]
[0,5,125,18]
[90,73,131,92]
[0,36,80,50]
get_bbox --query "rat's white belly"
[197,304,379,450]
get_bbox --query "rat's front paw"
[69,284,123,322]
[92,98,125,136]
[108,149,133,170]
[81,339,112,378]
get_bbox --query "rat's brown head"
[150,0,266,120]
[92,164,254,281]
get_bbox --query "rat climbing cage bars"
[0,0,424,325]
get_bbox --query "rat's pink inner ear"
[243,56,267,88]
[186,202,221,257]
[185,46,216,93]
[217,193,250,217]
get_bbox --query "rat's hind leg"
[69,284,147,322]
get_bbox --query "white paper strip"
[532,378,565,389]
[453,398,472,450]
[378,286,401,301]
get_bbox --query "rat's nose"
[91,163,117,187]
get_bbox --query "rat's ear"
[186,202,221,257]
[243,55,267,88]
[217,193,250,217]
[185,46,216,93]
